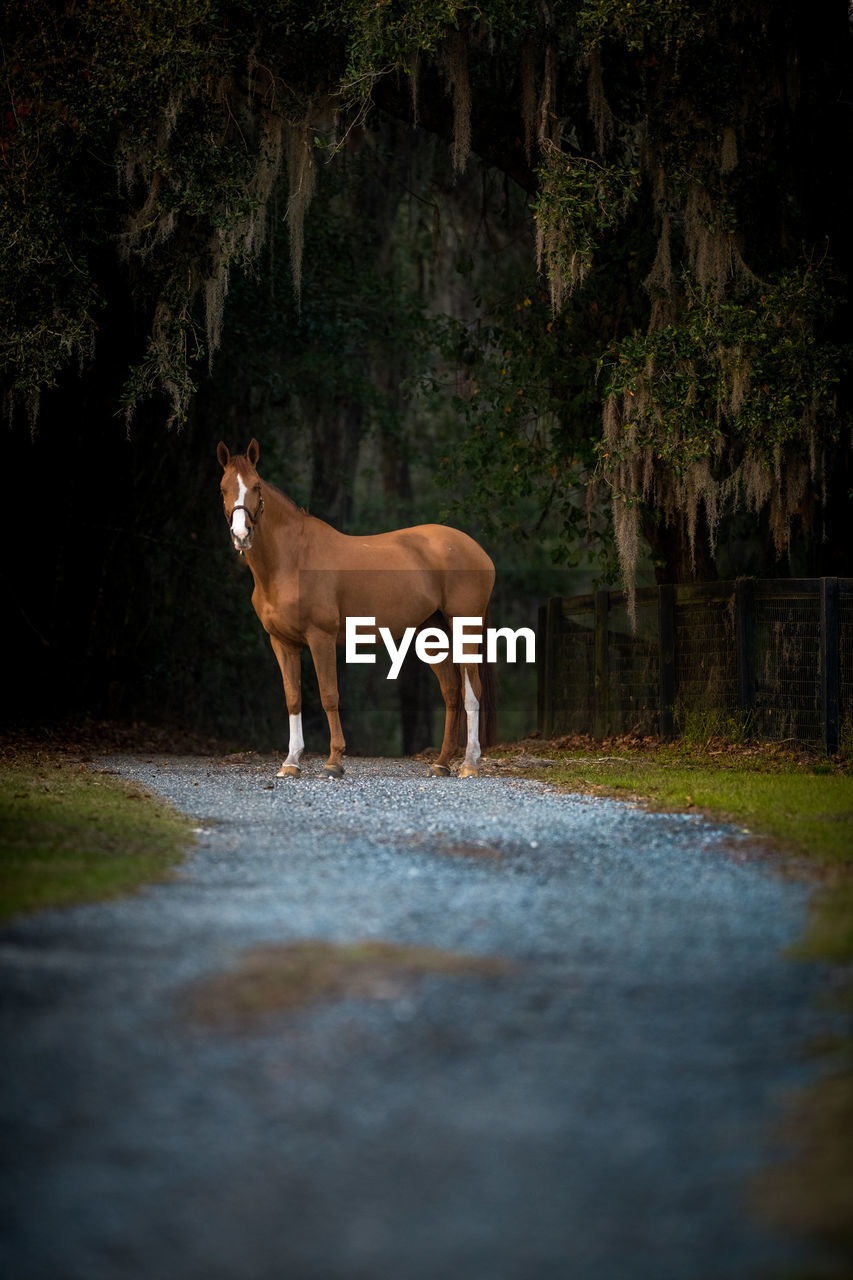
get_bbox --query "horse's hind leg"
[428,653,462,776]
[270,636,305,778]
[444,605,487,777]
[458,663,483,778]
[307,629,346,778]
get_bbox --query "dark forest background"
[2,2,851,753]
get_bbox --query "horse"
[217,439,495,779]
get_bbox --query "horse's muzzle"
[230,510,253,550]
[228,497,263,552]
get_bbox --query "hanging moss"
[534,143,640,307]
[440,28,472,172]
[1,0,850,596]
[598,260,844,616]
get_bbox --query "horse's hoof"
[277,764,302,778]
[322,764,345,779]
[458,764,479,779]
[429,764,452,777]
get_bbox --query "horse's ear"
[247,438,260,467]
[216,441,230,469]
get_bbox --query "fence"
[537,578,853,753]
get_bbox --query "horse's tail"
[479,605,497,749]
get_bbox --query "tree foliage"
[2,0,851,603]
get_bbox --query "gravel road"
[0,753,835,1280]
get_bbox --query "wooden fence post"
[820,576,840,756]
[735,578,755,721]
[594,589,610,740]
[658,584,676,740]
[537,603,547,736]
[540,597,562,738]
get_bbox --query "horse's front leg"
[307,629,346,778]
[270,636,305,778]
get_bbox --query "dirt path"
[0,755,834,1279]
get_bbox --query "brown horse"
[217,439,495,778]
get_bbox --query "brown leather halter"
[228,492,264,550]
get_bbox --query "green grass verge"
[538,754,852,860]
[0,750,192,922]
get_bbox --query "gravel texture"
[0,753,835,1280]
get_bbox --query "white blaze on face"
[231,473,251,544]
[463,670,481,766]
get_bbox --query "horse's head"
[217,438,263,552]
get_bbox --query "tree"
[2,1,851,671]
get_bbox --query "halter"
[229,492,264,551]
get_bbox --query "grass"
[188,939,511,1027]
[752,1070,853,1279]
[545,753,849,846]
[502,736,851,868]
[0,748,192,922]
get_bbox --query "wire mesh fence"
[554,601,595,735]
[842,594,853,731]
[674,589,738,724]
[607,590,660,737]
[538,578,852,752]
[753,586,823,743]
